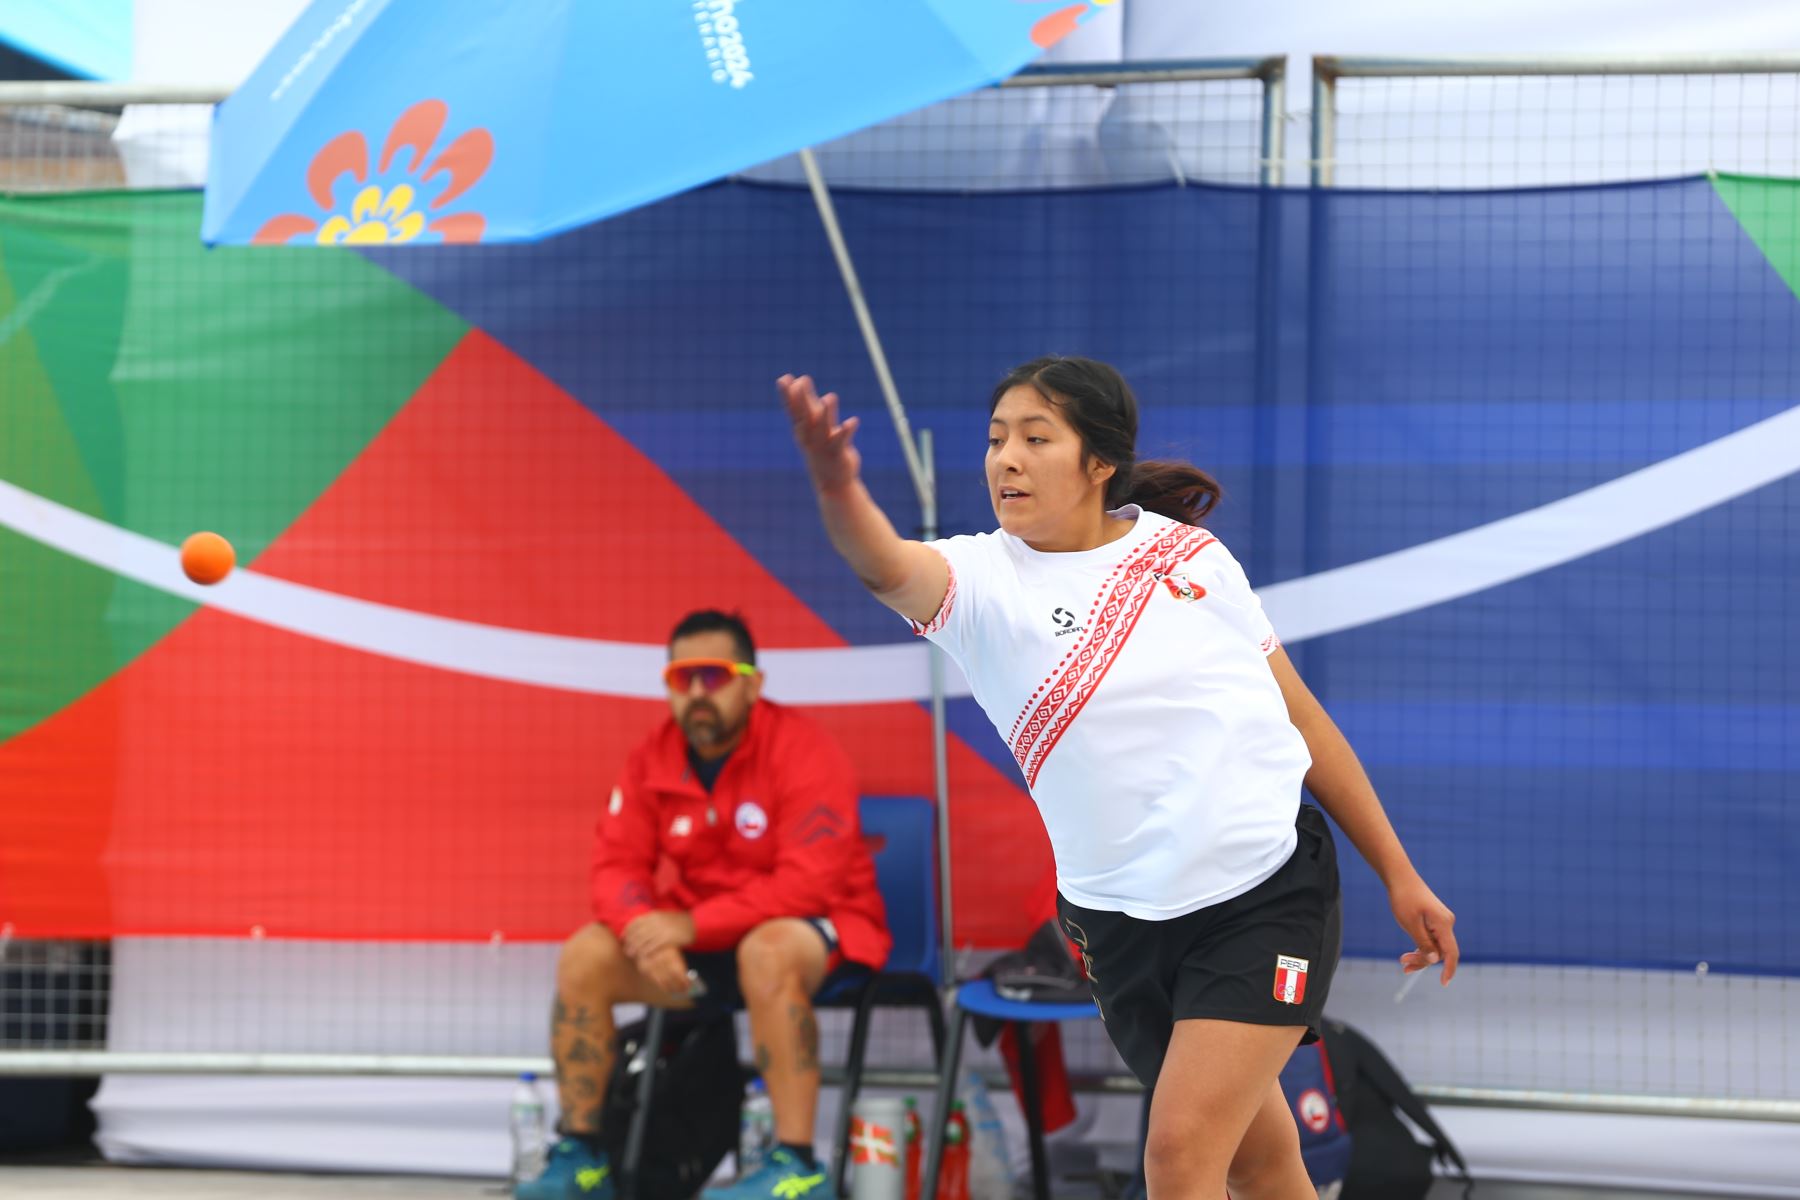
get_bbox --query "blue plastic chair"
[919,978,1100,1200]
[619,796,945,1200]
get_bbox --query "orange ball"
[180,531,236,585]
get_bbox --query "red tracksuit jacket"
[590,700,891,970]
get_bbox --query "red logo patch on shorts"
[1274,955,1309,1005]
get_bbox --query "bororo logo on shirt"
[735,800,769,839]
[1050,606,1086,637]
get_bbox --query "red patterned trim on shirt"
[1009,525,1217,788]
[908,549,957,637]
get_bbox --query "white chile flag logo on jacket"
[1274,955,1309,1005]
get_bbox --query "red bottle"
[903,1098,923,1200]
[938,1101,971,1200]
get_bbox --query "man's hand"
[637,946,692,998]
[623,910,696,961]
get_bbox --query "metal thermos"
[848,1095,907,1200]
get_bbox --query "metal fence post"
[1310,58,1337,188]
[1258,56,1287,187]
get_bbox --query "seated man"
[521,609,891,1200]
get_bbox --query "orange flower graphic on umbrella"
[1028,0,1118,49]
[253,100,492,246]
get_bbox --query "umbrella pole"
[796,148,931,516]
[919,434,957,990]
[797,148,955,987]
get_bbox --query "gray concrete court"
[0,1169,498,1197]
[0,1167,1759,1200]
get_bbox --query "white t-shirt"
[911,506,1312,920]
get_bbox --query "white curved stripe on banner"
[0,401,1795,703]
[0,476,948,704]
[1257,403,1800,642]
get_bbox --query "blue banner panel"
[371,175,1800,974]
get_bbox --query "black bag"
[1320,1019,1473,1200]
[600,1012,743,1200]
[987,919,1088,1004]
[970,919,1088,1051]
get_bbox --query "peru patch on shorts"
[1273,954,1310,1004]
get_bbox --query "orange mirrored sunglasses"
[663,658,758,693]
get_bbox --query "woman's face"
[986,385,1113,544]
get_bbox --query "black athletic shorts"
[684,917,869,1013]
[1056,804,1343,1088]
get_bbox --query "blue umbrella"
[202,0,1118,245]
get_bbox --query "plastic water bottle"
[961,1072,1016,1200]
[740,1077,775,1175]
[509,1071,548,1188]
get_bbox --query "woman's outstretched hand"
[780,373,862,493]
[777,372,943,621]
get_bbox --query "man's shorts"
[685,916,869,1013]
[1057,804,1343,1088]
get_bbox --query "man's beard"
[682,702,738,750]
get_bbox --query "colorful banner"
[2,175,1796,969]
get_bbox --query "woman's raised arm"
[780,374,949,627]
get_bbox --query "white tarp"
[112,0,1800,190]
[94,943,1800,1193]
[118,0,1800,89]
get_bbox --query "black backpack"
[1320,1019,1473,1200]
[601,1012,743,1200]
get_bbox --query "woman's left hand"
[1388,874,1459,985]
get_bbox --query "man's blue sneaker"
[701,1146,832,1200]
[515,1137,615,1200]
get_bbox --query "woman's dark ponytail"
[1119,459,1221,526]
[991,355,1222,527]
